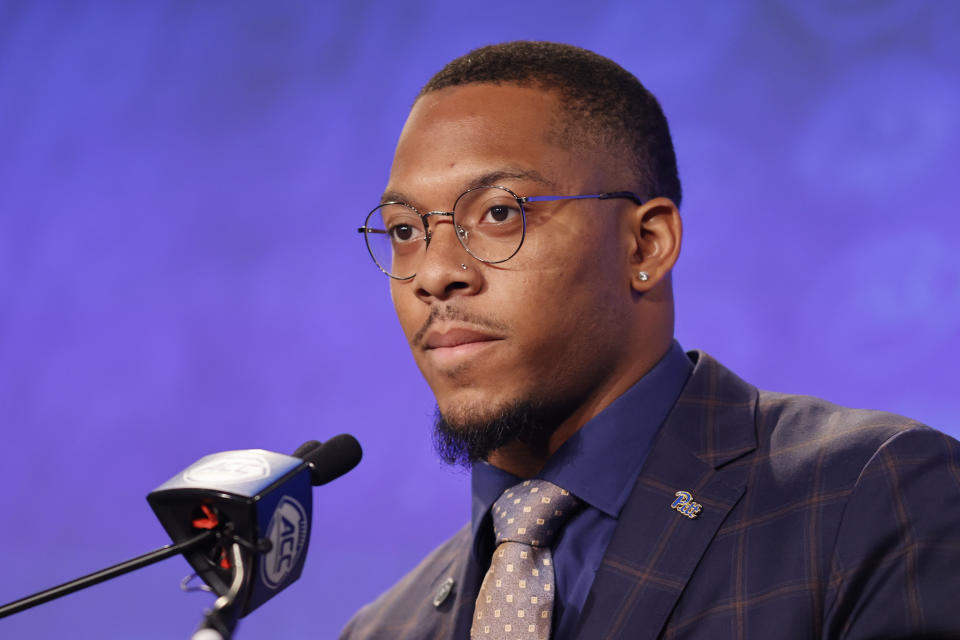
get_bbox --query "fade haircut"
[419,41,682,206]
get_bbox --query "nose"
[413,214,481,301]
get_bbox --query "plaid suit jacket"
[341,352,960,639]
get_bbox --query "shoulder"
[757,389,931,460]
[340,523,472,640]
[812,413,960,635]
[680,351,942,475]
[757,389,959,481]
[749,391,960,635]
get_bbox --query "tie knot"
[490,479,582,547]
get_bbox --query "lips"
[425,328,500,350]
[421,327,503,369]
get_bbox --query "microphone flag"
[147,448,313,617]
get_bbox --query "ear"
[625,197,682,293]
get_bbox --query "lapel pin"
[670,490,702,519]
[432,576,455,608]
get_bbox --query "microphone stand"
[0,530,215,619]
[191,541,246,640]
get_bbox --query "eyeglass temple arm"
[521,191,645,205]
[357,226,388,234]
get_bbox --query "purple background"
[1,2,958,638]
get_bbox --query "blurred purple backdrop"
[1,2,958,638]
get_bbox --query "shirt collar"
[470,341,693,545]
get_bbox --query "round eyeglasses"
[357,185,644,280]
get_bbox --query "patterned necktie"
[471,479,583,640]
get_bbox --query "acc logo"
[670,490,702,519]
[183,452,271,485]
[261,496,308,590]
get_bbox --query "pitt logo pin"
[670,491,702,519]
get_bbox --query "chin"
[431,392,562,467]
[432,399,533,467]
[436,396,502,428]
[433,384,503,419]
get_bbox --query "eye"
[388,223,424,244]
[480,204,522,225]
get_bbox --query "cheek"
[518,229,628,311]
[389,283,422,341]
[507,268,618,359]
[512,236,629,359]
[523,209,628,272]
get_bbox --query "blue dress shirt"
[470,341,693,639]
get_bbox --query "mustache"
[412,306,508,347]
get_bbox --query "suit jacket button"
[432,577,455,607]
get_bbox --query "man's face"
[386,83,638,444]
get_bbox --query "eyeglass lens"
[363,186,525,279]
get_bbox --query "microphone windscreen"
[292,439,323,459]
[303,434,362,486]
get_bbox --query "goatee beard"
[432,400,555,468]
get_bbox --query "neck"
[485,439,550,478]
[485,337,674,478]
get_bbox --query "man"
[343,41,960,639]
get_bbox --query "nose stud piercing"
[638,271,649,282]
[460,264,468,271]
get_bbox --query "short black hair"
[419,41,682,206]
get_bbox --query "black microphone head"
[292,439,323,459]
[302,434,362,486]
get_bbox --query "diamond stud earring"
[638,271,650,282]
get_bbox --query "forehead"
[388,84,584,201]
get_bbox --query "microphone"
[0,435,362,634]
[147,435,362,623]
[301,434,364,486]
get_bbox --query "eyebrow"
[380,166,556,207]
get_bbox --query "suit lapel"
[369,524,484,640]
[419,530,486,640]
[575,352,758,640]
[450,543,486,639]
